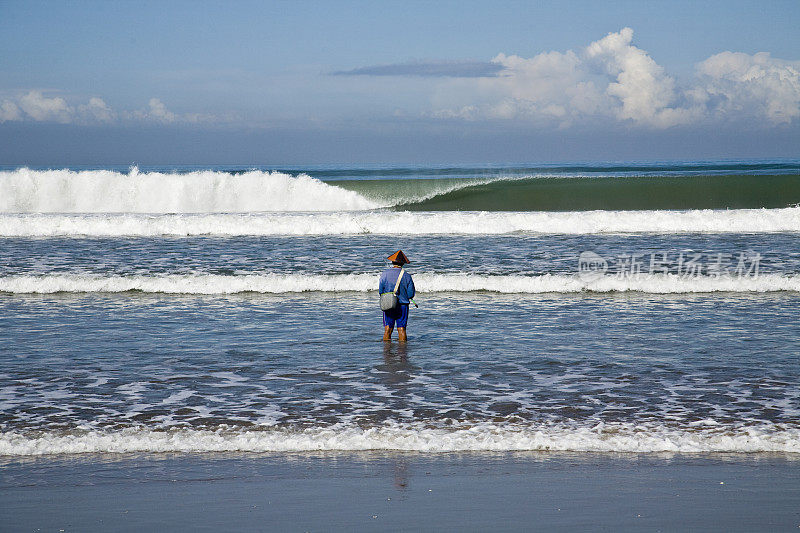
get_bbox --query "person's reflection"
[393,456,409,490]
[379,342,414,491]
[382,340,409,371]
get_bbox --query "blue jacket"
[379,267,415,304]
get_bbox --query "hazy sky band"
[332,61,506,78]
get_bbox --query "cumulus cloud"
[78,97,115,123]
[129,98,178,123]
[18,91,73,123]
[431,28,800,128]
[0,92,218,125]
[125,98,220,124]
[1,91,111,124]
[695,51,800,124]
[584,27,696,127]
[0,100,22,123]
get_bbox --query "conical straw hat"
[387,250,410,265]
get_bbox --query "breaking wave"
[1,273,797,294]
[3,167,799,216]
[1,422,798,456]
[0,167,378,213]
[2,207,799,237]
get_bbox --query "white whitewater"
[1,272,797,294]
[0,167,378,213]
[1,208,799,236]
[1,422,798,455]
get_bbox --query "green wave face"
[331,177,492,207]
[336,174,800,211]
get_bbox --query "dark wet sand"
[1,452,799,532]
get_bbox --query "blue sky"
[1,0,798,164]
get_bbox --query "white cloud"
[144,98,177,123]
[126,98,217,124]
[78,97,115,123]
[18,91,73,123]
[435,28,694,128]
[0,92,217,125]
[127,98,177,123]
[0,100,22,123]
[485,48,605,122]
[431,105,480,120]
[432,28,799,128]
[584,27,696,127]
[695,51,800,124]
[2,91,115,124]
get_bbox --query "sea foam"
[1,273,797,294]
[1,422,798,456]
[1,208,799,237]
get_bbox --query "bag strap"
[393,268,405,294]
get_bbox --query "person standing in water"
[379,250,415,342]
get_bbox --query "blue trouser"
[382,304,409,328]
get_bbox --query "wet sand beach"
[2,452,799,531]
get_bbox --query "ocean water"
[0,160,799,456]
